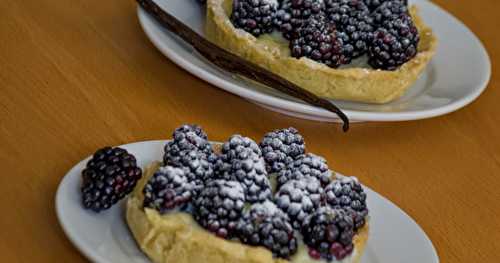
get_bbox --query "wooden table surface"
[1,0,499,262]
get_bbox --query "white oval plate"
[56,140,439,262]
[137,0,490,122]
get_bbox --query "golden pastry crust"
[126,162,369,263]
[205,0,438,104]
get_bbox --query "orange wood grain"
[0,0,499,262]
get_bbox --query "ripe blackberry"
[231,0,279,37]
[193,180,246,238]
[163,124,214,165]
[174,124,209,139]
[277,153,332,188]
[290,14,347,68]
[371,0,409,25]
[276,0,325,39]
[275,177,324,229]
[142,166,195,213]
[216,135,272,203]
[272,9,292,35]
[301,207,355,261]
[368,16,419,70]
[325,0,374,59]
[169,149,215,187]
[364,0,407,11]
[81,147,142,212]
[246,199,286,218]
[324,176,368,230]
[259,127,305,173]
[237,201,298,259]
[220,134,263,159]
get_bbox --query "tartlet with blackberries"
[205,0,437,103]
[122,125,370,263]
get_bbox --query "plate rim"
[136,1,491,122]
[55,139,439,263]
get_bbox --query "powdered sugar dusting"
[156,166,187,185]
[336,174,360,184]
[253,200,280,215]
[222,180,245,199]
[263,0,279,8]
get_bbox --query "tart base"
[205,0,438,104]
[126,162,369,263]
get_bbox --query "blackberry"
[290,14,347,68]
[219,134,262,160]
[277,153,332,188]
[237,201,298,259]
[216,135,272,203]
[245,199,286,218]
[272,9,292,35]
[142,166,195,213]
[259,127,305,173]
[169,149,215,187]
[173,124,209,140]
[163,124,214,165]
[364,0,407,12]
[368,16,419,70]
[276,0,325,39]
[325,0,374,59]
[231,0,279,37]
[275,177,324,229]
[324,176,368,230]
[371,0,409,25]
[301,207,355,261]
[81,147,142,212]
[193,180,246,238]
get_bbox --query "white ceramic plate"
[56,140,439,262]
[137,0,490,122]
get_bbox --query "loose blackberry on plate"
[277,153,332,188]
[325,176,368,230]
[368,16,419,70]
[193,179,246,238]
[276,0,325,39]
[290,14,347,68]
[236,201,298,259]
[231,0,279,37]
[163,124,214,165]
[259,127,305,173]
[275,177,324,229]
[301,207,355,261]
[81,147,142,212]
[142,166,196,213]
[324,0,374,59]
[216,135,272,203]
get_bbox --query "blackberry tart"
[126,126,370,263]
[205,0,437,103]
